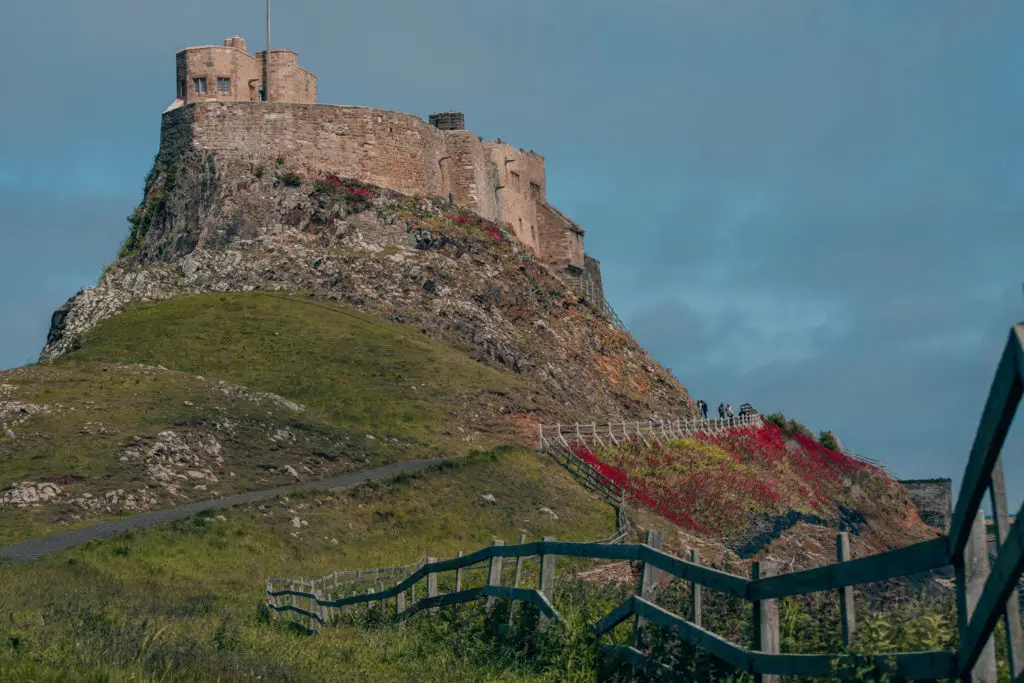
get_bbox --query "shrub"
[818,430,840,451]
[786,418,814,440]
[280,172,302,187]
[765,412,788,430]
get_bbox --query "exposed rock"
[538,506,559,520]
[120,430,224,493]
[0,481,62,507]
[39,152,693,421]
[290,516,302,528]
[480,493,497,505]
[283,465,300,479]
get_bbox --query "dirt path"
[0,457,463,562]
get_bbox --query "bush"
[818,430,840,451]
[280,172,302,187]
[765,413,787,430]
[786,418,814,440]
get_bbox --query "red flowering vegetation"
[312,174,376,211]
[446,212,507,242]
[572,424,901,539]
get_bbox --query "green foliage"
[763,412,815,440]
[819,430,840,451]
[279,171,302,187]
[119,161,177,260]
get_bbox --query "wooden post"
[396,590,406,614]
[379,582,386,617]
[487,540,505,610]
[510,533,526,627]
[539,536,556,627]
[752,561,780,683]
[837,533,856,648]
[633,530,664,649]
[455,550,464,592]
[426,557,438,614]
[989,458,1024,677]
[956,510,998,683]
[690,549,702,627]
[411,582,416,605]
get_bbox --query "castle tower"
[171,35,316,108]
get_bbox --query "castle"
[164,36,605,303]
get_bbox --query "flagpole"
[265,0,271,102]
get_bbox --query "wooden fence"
[264,323,1024,681]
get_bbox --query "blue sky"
[1,1,1022,504]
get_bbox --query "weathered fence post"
[509,533,526,627]
[633,530,664,649]
[689,549,702,627]
[956,510,998,683]
[427,557,438,613]
[396,590,406,615]
[989,457,1024,677]
[379,582,386,617]
[487,540,505,610]
[837,533,855,647]
[455,550,464,592]
[752,561,780,683]
[539,536,556,628]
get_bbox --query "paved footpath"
[0,456,463,563]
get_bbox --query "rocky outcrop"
[41,151,693,420]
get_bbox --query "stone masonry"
[160,35,590,276]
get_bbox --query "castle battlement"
[162,36,595,279]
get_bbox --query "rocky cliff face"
[44,151,693,421]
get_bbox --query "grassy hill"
[0,449,617,681]
[0,291,563,544]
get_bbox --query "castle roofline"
[177,45,254,56]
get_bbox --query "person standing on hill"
[718,403,725,419]
[700,400,709,419]
[726,403,735,419]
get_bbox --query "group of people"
[694,400,752,421]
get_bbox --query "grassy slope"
[0,449,616,681]
[64,290,550,445]
[0,292,560,544]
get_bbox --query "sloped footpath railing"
[539,414,894,479]
[261,323,1024,680]
[839,448,893,476]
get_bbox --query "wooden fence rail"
[263,322,1024,681]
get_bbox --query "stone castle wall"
[899,478,953,532]
[158,102,585,270]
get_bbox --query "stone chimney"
[223,35,248,54]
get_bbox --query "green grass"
[0,291,560,544]
[63,291,549,448]
[0,448,617,681]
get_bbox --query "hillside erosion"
[42,151,693,420]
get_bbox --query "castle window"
[529,181,541,199]
[193,77,207,95]
[217,77,231,94]
[177,80,186,98]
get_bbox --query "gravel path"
[0,457,463,562]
